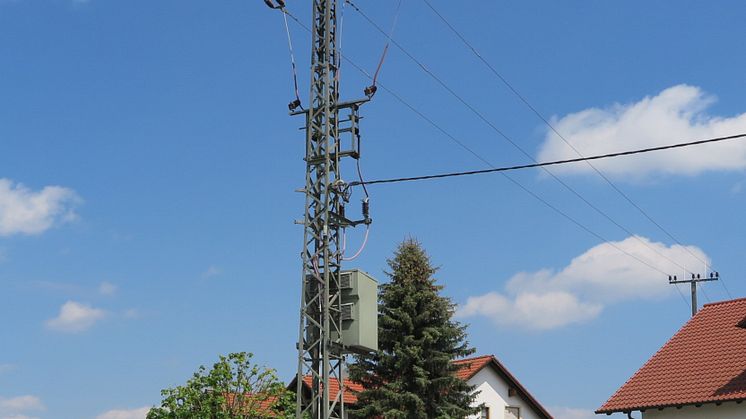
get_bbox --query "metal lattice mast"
[296,0,344,417]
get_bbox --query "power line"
[718,270,734,299]
[419,0,733,297]
[349,133,746,186]
[281,8,687,305]
[672,282,693,312]
[344,0,701,277]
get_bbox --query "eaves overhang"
[595,396,746,415]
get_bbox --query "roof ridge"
[703,297,746,307]
[454,354,494,362]
[598,294,746,414]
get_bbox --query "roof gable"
[597,298,746,413]
[460,355,553,419]
[292,355,552,419]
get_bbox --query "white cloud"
[0,179,79,236]
[458,236,708,330]
[0,395,44,419]
[537,85,746,179]
[0,364,15,375]
[46,301,106,333]
[459,291,602,331]
[99,281,118,296]
[550,406,598,419]
[0,396,43,412]
[201,265,222,279]
[95,406,150,419]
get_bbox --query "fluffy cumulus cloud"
[95,407,150,419]
[550,406,598,419]
[46,301,106,333]
[537,85,746,179]
[0,179,79,236]
[458,236,708,330]
[458,291,602,331]
[0,395,44,419]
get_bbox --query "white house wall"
[643,402,745,419]
[466,367,543,419]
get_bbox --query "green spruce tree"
[348,239,479,419]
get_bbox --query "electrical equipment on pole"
[288,1,373,418]
[669,272,720,316]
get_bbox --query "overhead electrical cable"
[349,133,746,186]
[371,0,404,89]
[336,0,346,84]
[344,0,700,277]
[280,7,303,110]
[701,280,712,303]
[281,8,690,310]
[420,0,731,298]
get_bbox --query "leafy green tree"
[348,239,479,419]
[147,352,295,419]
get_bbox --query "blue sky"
[1,1,746,418]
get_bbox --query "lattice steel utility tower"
[290,0,371,418]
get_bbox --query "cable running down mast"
[267,0,373,417]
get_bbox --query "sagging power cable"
[280,7,684,286]
[420,0,731,297]
[282,10,303,111]
[346,1,710,277]
[343,226,370,261]
[349,133,746,186]
[265,0,303,110]
[351,0,405,97]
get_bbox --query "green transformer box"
[336,269,378,353]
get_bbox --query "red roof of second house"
[297,355,505,404]
[223,393,282,416]
[453,354,494,380]
[300,375,364,405]
[295,355,552,419]
[454,355,553,419]
[597,298,746,414]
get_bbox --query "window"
[505,406,520,419]
[479,406,490,419]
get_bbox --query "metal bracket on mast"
[669,272,720,317]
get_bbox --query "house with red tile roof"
[222,392,284,417]
[597,298,746,418]
[291,354,553,419]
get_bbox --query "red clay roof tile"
[299,356,494,404]
[301,375,364,404]
[297,355,552,419]
[453,355,494,381]
[223,393,282,416]
[597,298,746,413]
